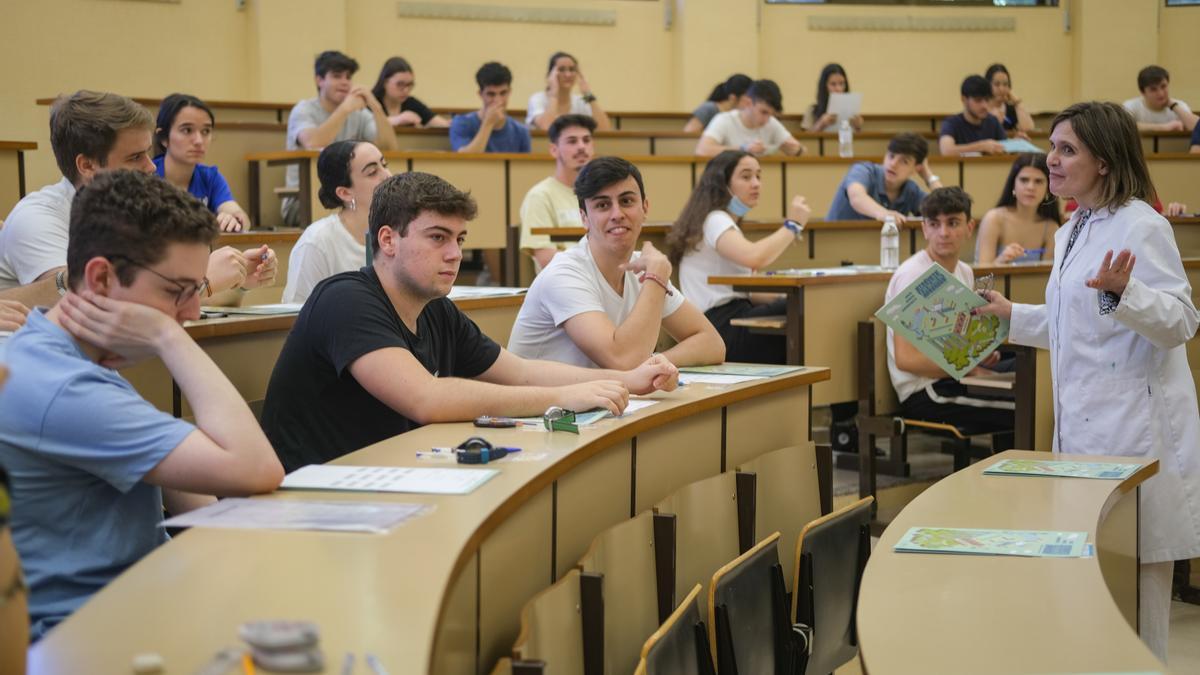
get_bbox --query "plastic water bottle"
[838,119,854,158]
[880,215,900,268]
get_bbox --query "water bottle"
[838,119,854,158]
[880,215,900,268]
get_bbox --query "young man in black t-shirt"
[261,171,679,471]
[938,75,1007,157]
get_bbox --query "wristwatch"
[783,219,804,240]
[55,268,67,296]
[582,93,597,104]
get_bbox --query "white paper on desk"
[160,498,430,534]
[280,465,498,495]
[619,398,660,416]
[206,303,303,315]
[679,373,764,386]
[448,286,527,299]
[827,92,863,122]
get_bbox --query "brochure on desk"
[984,459,1143,480]
[874,264,1007,380]
[894,527,1089,558]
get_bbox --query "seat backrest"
[511,568,585,675]
[792,496,874,675]
[708,532,788,675]
[859,318,899,416]
[577,510,667,675]
[736,444,821,594]
[654,472,741,607]
[637,584,715,675]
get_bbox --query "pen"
[242,653,256,675]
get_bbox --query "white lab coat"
[1009,200,1200,563]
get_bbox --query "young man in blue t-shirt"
[939,75,1007,157]
[450,62,532,154]
[826,132,943,222]
[0,170,283,639]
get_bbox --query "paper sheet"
[679,364,805,377]
[679,373,765,386]
[448,286,528,299]
[280,465,498,495]
[160,498,430,534]
[827,92,863,122]
[205,303,303,315]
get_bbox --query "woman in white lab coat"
[977,101,1200,663]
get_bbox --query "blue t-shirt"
[449,113,531,153]
[826,162,928,220]
[0,310,194,638]
[939,113,1006,145]
[153,156,235,213]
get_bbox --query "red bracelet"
[639,272,674,296]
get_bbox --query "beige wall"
[1,0,1194,198]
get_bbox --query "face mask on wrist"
[727,195,752,218]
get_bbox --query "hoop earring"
[350,198,357,211]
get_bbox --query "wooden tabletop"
[710,270,895,288]
[27,367,830,674]
[857,450,1162,674]
[0,141,37,152]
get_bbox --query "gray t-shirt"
[691,101,720,128]
[285,97,378,188]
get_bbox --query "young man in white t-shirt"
[508,157,725,369]
[886,187,1013,431]
[1123,65,1198,133]
[517,114,596,272]
[696,80,807,157]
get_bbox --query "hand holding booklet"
[875,264,1008,380]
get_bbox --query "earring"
[350,198,357,211]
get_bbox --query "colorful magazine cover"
[894,527,1088,558]
[983,459,1142,480]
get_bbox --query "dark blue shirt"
[1192,120,1200,148]
[827,162,927,220]
[449,113,531,153]
[939,113,1006,146]
[153,156,235,213]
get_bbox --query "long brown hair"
[665,150,752,267]
[1051,101,1157,211]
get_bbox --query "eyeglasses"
[393,80,415,91]
[543,407,579,434]
[109,256,209,307]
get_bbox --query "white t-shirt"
[525,91,594,127]
[285,98,378,189]
[508,239,685,367]
[1123,96,1192,125]
[701,110,794,155]
[884,250,974,403]
[678,210,750,312]
[518,176,582,266]
[282,212,367,304]
[0,177,75,290]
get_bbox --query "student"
[886,187,1013,430]
[283,141,391,304]
[153,93,251,232]
[802,63,863,133]
[667,151,810,364]
[826,132,942,222]
[518,114,595,272]
[696,80,806,157]
[283,50,398,226]
[684,74,752,133]
[984,64,1034,134]
[509,157,724,369]
[1123,65,1198,133]
[0,170,284,639]
[450,62,532,154]
[370,56,450,129]
[527,52,612,131]
[977,101,1200,661]
[975,153,1060,264]
[261,171,678,471]
[938,75,1008,156]
[0,91,277,300]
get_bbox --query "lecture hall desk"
[0,140,36,220]
[119,290,527,417]
[858,450,1162,675]
[26,367,831,675]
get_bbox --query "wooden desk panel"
[410,157,509,249]
[858,450,1160,675]
[28,369,830,675]
[1150,154,1200,208]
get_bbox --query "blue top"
[939,113,1006,145]
[826,162,928,220]
[0,310,194,638]
[153,156,235,213]
[1192,120,1200,147]
[449,113,532,153]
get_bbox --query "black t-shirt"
[401,97,436,126]
[939,113,1006,145]
[261,267,502,471]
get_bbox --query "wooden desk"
[709,270,892,407]
[28,368,830,675]
[0,141,36,219]
[858,450,1161,675]
[120,291,527,416]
